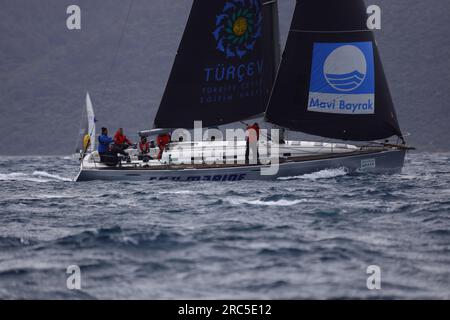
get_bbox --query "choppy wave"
[0,236,33,248]
[52,226,191,251]
[226,196,306,206]
[0,154,449,299]
[158,190,195,195]
[278,167,349,181]
[32,171,72,182]
[0,171,72,182]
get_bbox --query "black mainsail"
[265,0,403,141]
[154,0,280,129]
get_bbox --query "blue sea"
[0,152,449,299]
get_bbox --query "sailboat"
[76,0,411,182]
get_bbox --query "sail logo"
[308,42,375,115]
[324,45,367,92]
[213,0,262,59]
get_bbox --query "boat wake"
[0,171,72,183]
[278,167,349,181]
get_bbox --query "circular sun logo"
[213,0,262,59]
[233,17,248,37]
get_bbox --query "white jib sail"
[86,92,96,153]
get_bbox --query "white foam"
[0,172,27,179]
[32,171,72,182]
[0,172,46,183]
[34,194,77,200]
[226,197,306,207]
[278,167,349,181]
[0,171,72,183]
[158,190,195,195]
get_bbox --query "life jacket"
[157,133,171,148]
[139,141,150,154]
[247,124,260,143]
[114,130,132,145]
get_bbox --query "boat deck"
[87,147,389,171]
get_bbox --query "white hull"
[75,141,406,182]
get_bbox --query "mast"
[262,0,281,107]
[154,0,279,129]
[265,0,403,141]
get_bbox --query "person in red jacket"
[114,128,133,146]
[157,133,171,160]
[245,122,260,164]
[112,128,133,159]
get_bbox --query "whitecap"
[0,172,49,183]
[0,172,27,180]
[0,171,72,183]
[158,190,195,195]
[226,197,306,207]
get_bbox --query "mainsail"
[154,0,280,129]
[265,0,403,141]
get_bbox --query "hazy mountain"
[1,0,449,155]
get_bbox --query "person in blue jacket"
[98,127,117,166]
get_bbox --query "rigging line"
[239,121,275,142]
[262,0,278,6]
[74,103,87,152]
[81,1,134,154]
[99,0,135,111]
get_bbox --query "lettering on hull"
[148,173,247,182]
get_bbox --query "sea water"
[0,153,449,299]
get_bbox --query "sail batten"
[265,0,402,141]
[154,0,280,129]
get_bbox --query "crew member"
[139,136,150,154]
[111,128,133,164]
[157,132,171,160]
[138,136,151,162]
[83,133,91,153]
[113,128,133,154]
[279,128,286,144]
[245,122,260,164]
[98,127,117,166]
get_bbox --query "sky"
[0,0,449,155]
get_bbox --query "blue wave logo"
[213,0,262,59]
[323,45,367,92]
[325,70,365,91]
